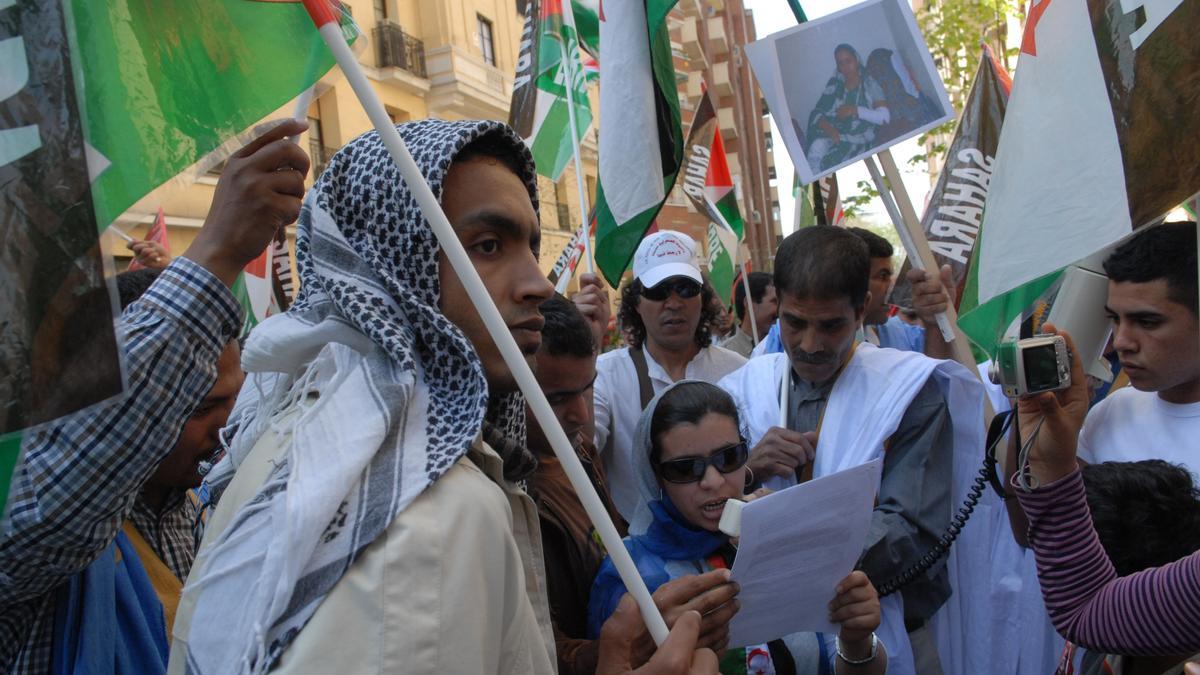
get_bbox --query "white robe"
[720,345,1012,675]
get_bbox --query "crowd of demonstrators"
[0,120,718,675]
[720,271,777,358]
[588,380,888,674]
[594,231,746,521]
[3,107,1200,675]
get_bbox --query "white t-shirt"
[593,344,746,520]
[1078,386,1200,479]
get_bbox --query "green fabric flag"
[68,0,356,228]
[0,434,18,520]
[957,0,1200,358]
[509,0,594,182]
[572,0,600,57]
[593,0,683,286]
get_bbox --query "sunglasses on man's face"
[641,278,703,302]
[657,441,750,484]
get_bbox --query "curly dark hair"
[1082,459,1200,576]
[618,278,716,350]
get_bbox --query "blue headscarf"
[587,380,728,637]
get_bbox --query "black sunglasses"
[641,277,703,302]
[658,441,750,484]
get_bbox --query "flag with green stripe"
[958,0,1200,356]
[70,0,357,229]
[594,0,683,286]
[572,0,600,57]
[510,0,593,182]
[681,88,745,305]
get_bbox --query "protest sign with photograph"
[746,0,953,185]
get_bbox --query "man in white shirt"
[1077,222,1200,476]
[594,231,746,519]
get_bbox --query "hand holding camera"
[1012,323,1090,486]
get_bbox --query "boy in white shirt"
[1078,222,1200,476]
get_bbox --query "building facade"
[664,0,782,275]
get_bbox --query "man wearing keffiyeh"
[168,118,720,675]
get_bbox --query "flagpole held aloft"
[298,0,671,646]
[864,155,956,343]
[558,2,595,276]
[738,258,758,344]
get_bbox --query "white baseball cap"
[633,230,703,289]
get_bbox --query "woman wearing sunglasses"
[587,380,887,674]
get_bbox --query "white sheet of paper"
[727,458,882,648]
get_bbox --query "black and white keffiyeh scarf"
[180,119,538,674]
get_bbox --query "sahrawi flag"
[510,0,593,182]
[234,231,296,336]
[959,0,1200,355]
[548,210,597,293]
[890,44,1011,311]
[594,0,684,285]
[681,88,745,305]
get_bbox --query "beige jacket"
[169,419,557,674]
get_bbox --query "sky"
[742,0,938,234]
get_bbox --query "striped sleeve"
[1017,469,1200,655]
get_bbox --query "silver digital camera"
[988,335,1072,398]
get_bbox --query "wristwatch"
[835,632,879,665]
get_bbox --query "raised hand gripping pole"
[863,155,956,342]
[300,0,670,645]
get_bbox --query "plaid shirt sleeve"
[0,257,241,611]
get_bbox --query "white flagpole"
[864,156,956,342]
[778,357,789,428]
[559,1,595,276]
[300,0,669,646]
[738,258,758,344]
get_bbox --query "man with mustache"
[594,231,746,521]
[720,226,987,675]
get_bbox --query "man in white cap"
[594,231,746,520]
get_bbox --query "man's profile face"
[148,341,244,491]
[864,256,893,326]
[752,283,779,338]
[635,277,703,352]
[526,351,597,456]
[778,290,863,384]
[439,156,554,394]
[1106,278,1200,402]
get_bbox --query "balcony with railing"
[373,22,427,78]
[309,139,336,178]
